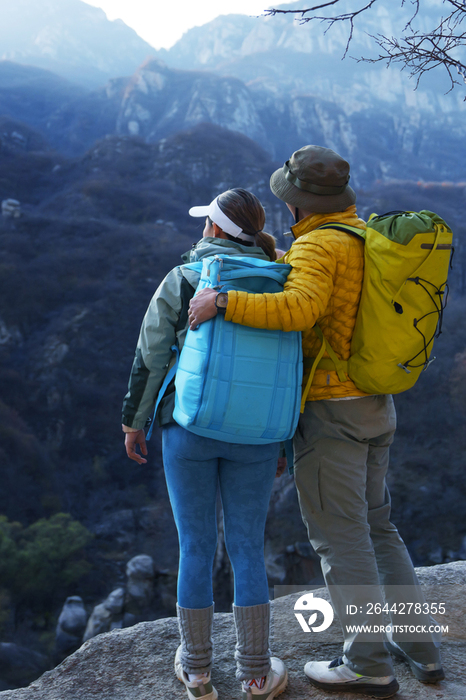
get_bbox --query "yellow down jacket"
[225,205,370,401]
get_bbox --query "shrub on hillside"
[0,513,92,619]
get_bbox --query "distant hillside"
[0,122,465,540]
[0,122,287,522]
[2,59,465,191]
[0,62,87,137]
[1,119,466,678]
[0,0,156,88]
[44,58,271,155]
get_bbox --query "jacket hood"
[181,237,271,263]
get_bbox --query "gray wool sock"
[233,602,271,681]
[177,603,214,674]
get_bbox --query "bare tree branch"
[266,0,377,17]
[402,0,420,28]
[266,0,466,94]
[267,1,380,57]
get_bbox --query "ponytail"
[217,188,277,260]
[253,231,277,261]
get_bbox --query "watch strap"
[215,292,228,314]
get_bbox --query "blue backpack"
[174,254,302,444]
[148,255,302,445]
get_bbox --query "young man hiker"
[188,145,444,698]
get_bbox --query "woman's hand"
[276,457,287,478]
[188,288,218,330]
[125,429,148,464]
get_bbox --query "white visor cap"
[188,197,255,242]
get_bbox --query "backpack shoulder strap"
[300,325,349,408]
[314,222,366,242]
[299,224,364,397]
[146,344,180,441]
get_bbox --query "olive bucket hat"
[270,145,356,213]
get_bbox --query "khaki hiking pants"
[293,394,442,677]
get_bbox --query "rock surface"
[125,554,155,607]
[55,596,89,657]
[1,562,464,699]
[1,200,20,218]
[83,555,157,643]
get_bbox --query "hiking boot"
[385,630,444,683]
[304,657,399,698]
[175,645,218,700]
[241,657,288,699]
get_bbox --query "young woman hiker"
[122,188,288,700]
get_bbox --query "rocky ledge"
[1,562,464,700]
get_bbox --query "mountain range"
[1,56,464,190]
[0,0,156,88]
[158,0,465,109]
[0,0,464,189]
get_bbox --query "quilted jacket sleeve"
[225,232,338,331]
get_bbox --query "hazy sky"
[83,0,284,50]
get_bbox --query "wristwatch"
[215,292,228,314]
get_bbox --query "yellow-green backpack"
[309,210,453,396]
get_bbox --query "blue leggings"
[162,424,279,609]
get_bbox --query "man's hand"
[125,429,148,464]
[188,288,219,330]
[276,457,287,478]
